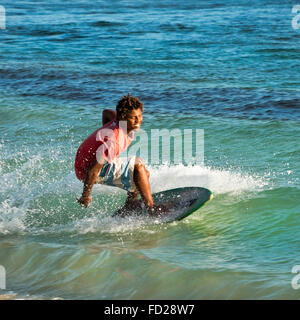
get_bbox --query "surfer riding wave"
[74,94,168,216]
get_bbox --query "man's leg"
[113,157,168,216]
[118,158,151,211]
[133,158,154,208]
[133,158,169,215]
[123,190,141,209]
[113,190,142,216]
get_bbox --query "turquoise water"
[0,0,300,299]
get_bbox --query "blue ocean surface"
[0,0,300,299]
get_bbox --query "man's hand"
[77,161,103,208]
[77,195,92,208]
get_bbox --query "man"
[75,94,166,215]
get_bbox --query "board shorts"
[96,156,137,193]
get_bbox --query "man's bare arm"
[77,161,104,207]
[102,109,116,126]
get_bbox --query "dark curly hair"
[116,94,144,119]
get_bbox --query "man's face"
[124,108,143,133]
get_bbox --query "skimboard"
[113,187,213,223]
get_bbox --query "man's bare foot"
[147,204,170,216]
[113,199,143,217]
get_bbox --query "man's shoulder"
[96,121,119,141]
[100,120,118,130]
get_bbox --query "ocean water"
[0,0,300,300]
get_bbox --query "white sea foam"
[0,200,26,234]
[42,164,269,234]
[0,160,268,235]
[148,163,267,195]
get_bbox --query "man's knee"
[134,157,149,177]
[134,157,144,171]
